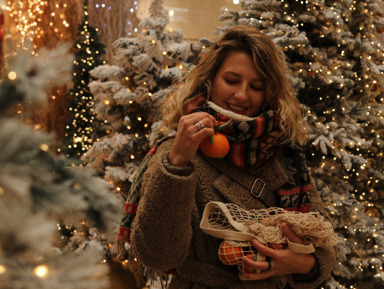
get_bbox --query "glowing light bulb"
[39,144,49,152]
[34,265,49,278]
[8,71,17,80]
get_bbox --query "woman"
[129,25,336,289]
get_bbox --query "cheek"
[250,93,265,114]
[211,81,228,103]
[252,92,265,106]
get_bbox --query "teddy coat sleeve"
[130,141,198,272]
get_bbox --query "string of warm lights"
[3,0,82,137]
[62,0,105,159]
[5,0,80,52]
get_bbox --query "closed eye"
[251,84,264,91]
[225,79,238,85]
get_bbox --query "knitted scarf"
[117,97,311,253]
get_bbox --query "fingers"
[250,239,278,259]
[179,112,217,141]
[169,112,217,166]
[240,256,275,281]
[242,237,316,280]
[178,113,216,135]
[195,120,205,131]
[242,254,270,271]
[240,242,276,281]
[281,222,305,244]
[190,112,218,132]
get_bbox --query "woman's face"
[211,50,265,117]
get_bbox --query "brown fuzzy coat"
[131,139,336,289]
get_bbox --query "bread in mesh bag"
[200,201,338,271]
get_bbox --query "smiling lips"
[227,103,247,113]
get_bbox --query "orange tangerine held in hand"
[218,241,244,265]
[200,132,230,158]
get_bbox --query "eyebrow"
[223,71,264,83]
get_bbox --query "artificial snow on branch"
[0,44,121,289]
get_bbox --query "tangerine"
[218,241,244,265]
[200,132,230,158]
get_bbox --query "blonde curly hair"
[162,25,308,145]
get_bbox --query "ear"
[204,80,212,101]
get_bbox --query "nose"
[233,84,248,101]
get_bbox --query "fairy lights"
[63,1,105,159]
[5,0,74,51]
[274,0,384,286]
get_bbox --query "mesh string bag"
[200,202,339,273]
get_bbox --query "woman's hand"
[239,223,316,280]
[169,112,217,167]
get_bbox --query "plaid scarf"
[117,97,311,252]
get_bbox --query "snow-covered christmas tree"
[216,1,384,288]
[0,44,122,289]
[81,0,204,286]
[82,0,202,196]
